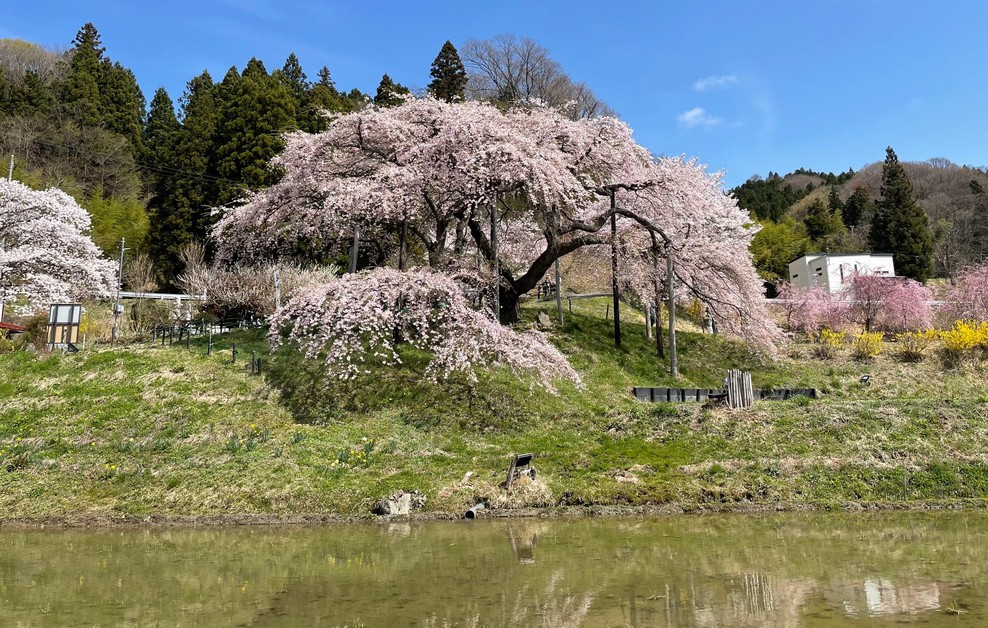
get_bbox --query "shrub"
[0,331,17,354]
[130,300,172,335]
[897,329,936,362]
[938,320,988,367]
[812,328,845,359]
[852,331,884,361]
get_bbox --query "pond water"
[0,511,985,626]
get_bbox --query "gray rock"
[373,490,426,516]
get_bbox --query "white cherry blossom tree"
[0,179,115,312]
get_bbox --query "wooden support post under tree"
[610,191,621,347]
[491,202,500,322]
[348,225,360,274]
[667,245,678,377]
[398,213,409,271]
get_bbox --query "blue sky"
[5,1,985,187]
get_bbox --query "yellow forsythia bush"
[852,331,884,360]
[813,328,846,359]
[897,329,937,361]
[938,320,988,366]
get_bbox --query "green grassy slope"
[2,301,987,520]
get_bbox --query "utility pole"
[111,238,127,346]
[609,191,621,347]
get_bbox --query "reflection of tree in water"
[1,513,986,626]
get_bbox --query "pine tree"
[804,197,844,243]
[842,186,874,228]
[868,147,933,281]
[374,74,409,107]
[61,23,104,127]
[316,66,336,91]
[827,185,843,214]
[427,40,467,102]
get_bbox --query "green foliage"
[750,218,809,282]
[803,197,845,243]
[427,41,467,102]
[212,59,297,204]
[732,173,810,222]
[841,186,874,228]
[868,147,934,281]
[83,189,149,255]
[60,23,104,127]
[374,73,409,107]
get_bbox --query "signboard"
[47,303,82,347]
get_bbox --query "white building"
[788,253,895,292]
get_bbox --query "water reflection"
[0,512,984,626]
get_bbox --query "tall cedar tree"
[374,74,409,107]
[868,147,934,281]
[213,59,297,204]
[842,186,873,228]
[827,185,843,214]
[427,41,468,102]
[61,23,104,127]
[143,88,189,283]
[146,71,220,284]
[97,58,146,157]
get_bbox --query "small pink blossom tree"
[0,180,115,312]
[847,275,932,333]
[774,282,847,334]
[944,263,988,322]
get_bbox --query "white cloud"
[693,75,737,92]
[677,107,723,129]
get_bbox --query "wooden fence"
[632,387,817,403]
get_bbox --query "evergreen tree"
[143,88,187,282]
[61,23,104,127]
[804,197,844,243]
[176,70,219,215]
[279,54,308,95]
[842,186,874,228]
[868,147,934,281]
[98,59,146,157]
[427,40,467,102]
[213,59,297,204]
[374,73,409,107]
[7,71,55,116]
[827,185,843,214]
[316,66,336,91]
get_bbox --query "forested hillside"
[0,24,367,286]
[739,158,988,284]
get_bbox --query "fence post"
[232,343,237,364]
[252,351,257,374]
[207,329,212,356]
